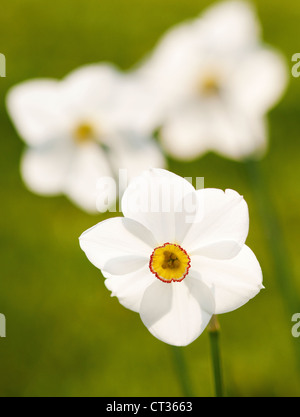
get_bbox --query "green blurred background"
[0,0,300,397]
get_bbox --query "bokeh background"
[1,0,300,397]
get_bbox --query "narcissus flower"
[79,169,263,346]
[6,64,165,213]
[138,1,287,160]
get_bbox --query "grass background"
[0,0,300,397]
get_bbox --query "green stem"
[208,315,223,397]
[170,346,194,397]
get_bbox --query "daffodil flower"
[138,1,288,161]
[6,64,165,213]
[79,169,263,346]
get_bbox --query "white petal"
[20,139,72,196]
[6,80,68,146]
[199,1,260,51]
[191,245,263,314]
[137,20,201,106]
[103,255,148,276]
[160,96,267,161]
[193,240,243,260]
[160,103,211,160]
[79,216,157,272]
[108,131,166,194]
[104,265,154,313]
[108,72,166,134]
[121,168,196,244]
[62,63,124,124]
[139,278,214,346]
[207,100,268,160]
[63,142,114,213]
[182,188,249,257]
[231,48,288,115]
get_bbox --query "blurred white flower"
[80,168,263,346]
[6,64,165,213]
[138,1,288,161]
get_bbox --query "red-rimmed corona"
[149,243,191,283]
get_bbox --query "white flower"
[79,168,263,346]
[6,64,165,213]
[137,1,288,161]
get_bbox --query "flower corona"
[149,243,191,283]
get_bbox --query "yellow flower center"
[197,75,220,96]
[73,122,95,143]
[149,243,191,283]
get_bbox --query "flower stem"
[170,346,194,397]
[208,315,223,397]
